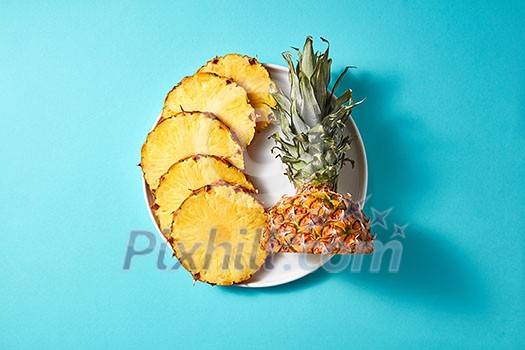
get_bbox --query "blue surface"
[1,1,524,349]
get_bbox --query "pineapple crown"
[270,36,363,190]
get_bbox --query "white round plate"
[143,63,368,288]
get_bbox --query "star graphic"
[391,223,408,239]
[358,194,373,207]
[370,207,392,229]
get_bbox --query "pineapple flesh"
[169,182,268,285]
[265,37,374,255]
[154,155,255,234]
[198,54,277,131]
[161,72,256,146]
[141,111,244,191]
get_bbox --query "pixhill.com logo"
[123,198,407,274]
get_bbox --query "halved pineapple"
[161,72,256,145]
[198,54,277,130]
[141,112,243,191]
[153,155,255,234]
[169,182,267,285]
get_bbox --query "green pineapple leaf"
[270,37,362,189]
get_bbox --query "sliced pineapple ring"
[170,182,268,285]
[141,112,243,191]
[198,54,277,131]
[161,72,256,145]
[154,155,255,234]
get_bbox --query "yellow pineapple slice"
[198,54,277,131]
[161,72,256,145]
[141,112,243,191]
[153,155,255,234]
[169,182,267,285]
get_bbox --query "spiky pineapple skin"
[264,185,374,254]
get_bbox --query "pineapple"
[264,37,374,255]
[198,54,277,130]
[141,111,243,191]
[161,72,256,146]
[169,182,267,285]
[153,155,255,234]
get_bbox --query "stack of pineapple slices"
[141,55,276,285]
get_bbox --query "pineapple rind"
[264,184,373,254]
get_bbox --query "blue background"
[1,0,524,349]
